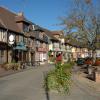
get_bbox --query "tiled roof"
[0,7,21,33]
[0,7,33,33]
[51,30,65,38]
[0,22,4,28]
[43,29,59,41]
[15,13,33,24]
[52,30,63,35]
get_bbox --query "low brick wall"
[96,71,100,83]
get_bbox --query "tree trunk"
[92,50,96,65]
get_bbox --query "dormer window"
[32,25,35,30]
[23,24,29,32]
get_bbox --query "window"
[19,35,23,42]
[0,29,7,42]
[24,37,28,45]
[39,32,43,39]
[23,24,29,32]
[53,43,59,48]
[28,38,31,45]
[43,35,48,42]
[32,25,35,30]
[36,40,40,47]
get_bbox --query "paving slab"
[0,64,100,100]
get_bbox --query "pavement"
[0,64,100,100]
[72,70,100,96]
[0,65,33,78]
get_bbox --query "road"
[0,64,100,100]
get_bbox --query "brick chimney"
[17,12,24,17]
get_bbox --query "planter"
[88,66,92,75]
[95,72,100,82]
[44,62,72,94]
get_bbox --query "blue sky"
[0,0,99,31]
[0,0,72,30]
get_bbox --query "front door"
[31,53,35,65]
[0,50,4,64]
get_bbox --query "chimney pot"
[18,12,24,16]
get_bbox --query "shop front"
[0,41,11,64]
[13,41,27,63]
[36,47,47,64]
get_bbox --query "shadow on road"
[43,72,50,100]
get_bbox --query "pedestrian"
[55,52,62,64]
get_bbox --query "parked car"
[76,58,85,66]
[76,57,100,66]
[84,57,100,66]
[94,57,100,66]
[84,57,93,65]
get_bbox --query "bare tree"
[61,0,100,63]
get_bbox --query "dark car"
[76,58,85,66]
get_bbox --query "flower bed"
[3,63,20,70]
[44,62,74,93]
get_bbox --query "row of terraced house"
[0,7,99,67]
[0,7,69,66]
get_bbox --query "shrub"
[44,62,73,94]
[63,63,73,69]
[4,63,13,70]
[12,63,20,70]
[51,57,55,62]
[4,63,20,70]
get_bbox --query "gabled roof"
[43,29,59,41]
[51,30,65,38]
[0,7,33,33]
[0,7,21,33]
[15,13,33,24]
